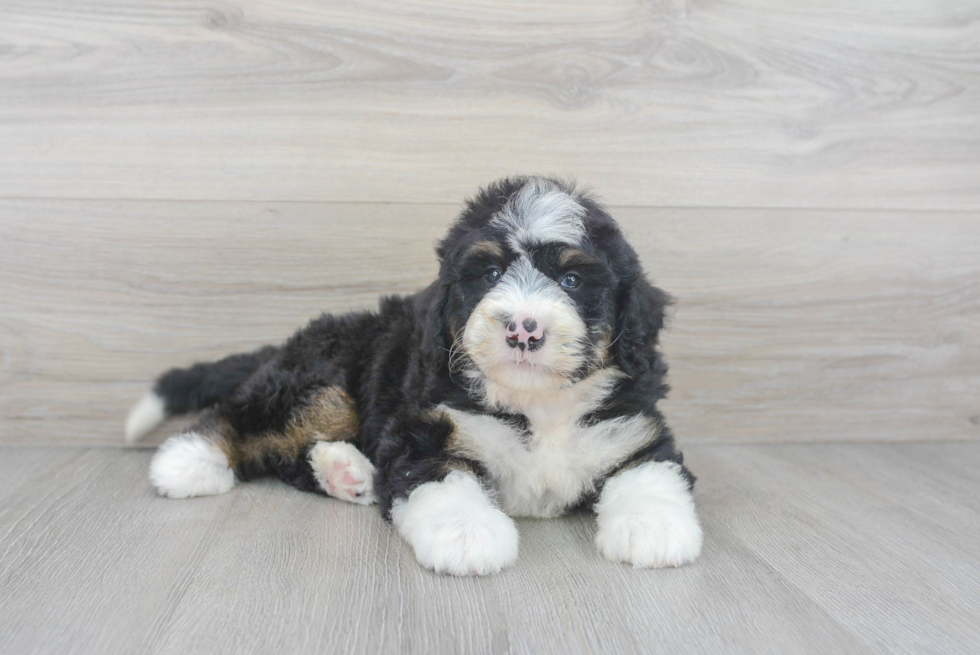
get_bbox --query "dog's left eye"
[560,273,581,289]
[485,267,503,284]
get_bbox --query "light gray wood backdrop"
[1,0,979,208]
[0,0,978,446]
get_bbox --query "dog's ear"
[614,273,672,379]
[411,279,451,367]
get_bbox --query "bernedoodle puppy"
[126,176,703,575]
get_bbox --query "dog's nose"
[505,315,546,352]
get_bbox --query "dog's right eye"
[484,267,503,285]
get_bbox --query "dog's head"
[432,176,670,395]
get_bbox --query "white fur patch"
[594,460,702,568]
[308,441,377,505]
[462,257,589,393]
[491,178,586,251]
[439,368,657,518]
[391,471,519,576]
[125,391,166,442]
[149,432,236,499]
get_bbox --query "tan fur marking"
[425,407,474,462]
[294,386,360,442]
[558,248,599,269]
[208,417,241,467]
[234,387,360,468]
[591,324,614,369]
[425,406,458,445]
[467,240,505,260]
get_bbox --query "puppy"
[126,176,702,575]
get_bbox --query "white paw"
[391,471,519,576]
[594,461,703,568]
[150,432,236,498]
[308,441,376,505]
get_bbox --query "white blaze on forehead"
[498,256,567,307]
[490,179,586,250]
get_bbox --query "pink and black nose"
[505,316,546,352]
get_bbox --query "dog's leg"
[374,412,519,576]
[593,459,703,568]
[149,410,377,504]
[149,372,367,500]
[389,467,519,576]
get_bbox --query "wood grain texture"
[0,447,87,499]
[0,201,980,444]
[0,0,978,208]
[0,448,241,655]
[1,442,978,654]
[692,444,980,654]
[1,199,977,446]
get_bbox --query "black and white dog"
[126,176,702,575]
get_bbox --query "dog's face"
[435,177,667,394]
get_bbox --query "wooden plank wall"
[0,0,977,445]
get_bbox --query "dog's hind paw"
[150,432,237,498]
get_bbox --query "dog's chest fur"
[440,370,657,518]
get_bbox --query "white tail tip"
[125,391,167,442]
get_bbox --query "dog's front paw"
[408,505,519,576]
[391,471,519,576]
[595,503,702,568]
[594,461,703,568]
[308,441,376,505]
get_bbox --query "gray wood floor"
[1,442,978,655]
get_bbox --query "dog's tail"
[125,345,278,442]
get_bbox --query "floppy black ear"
[414,279,452,366]
[615,274,672,379]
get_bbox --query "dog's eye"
[485,267,503,284]
[560,273,581,289]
